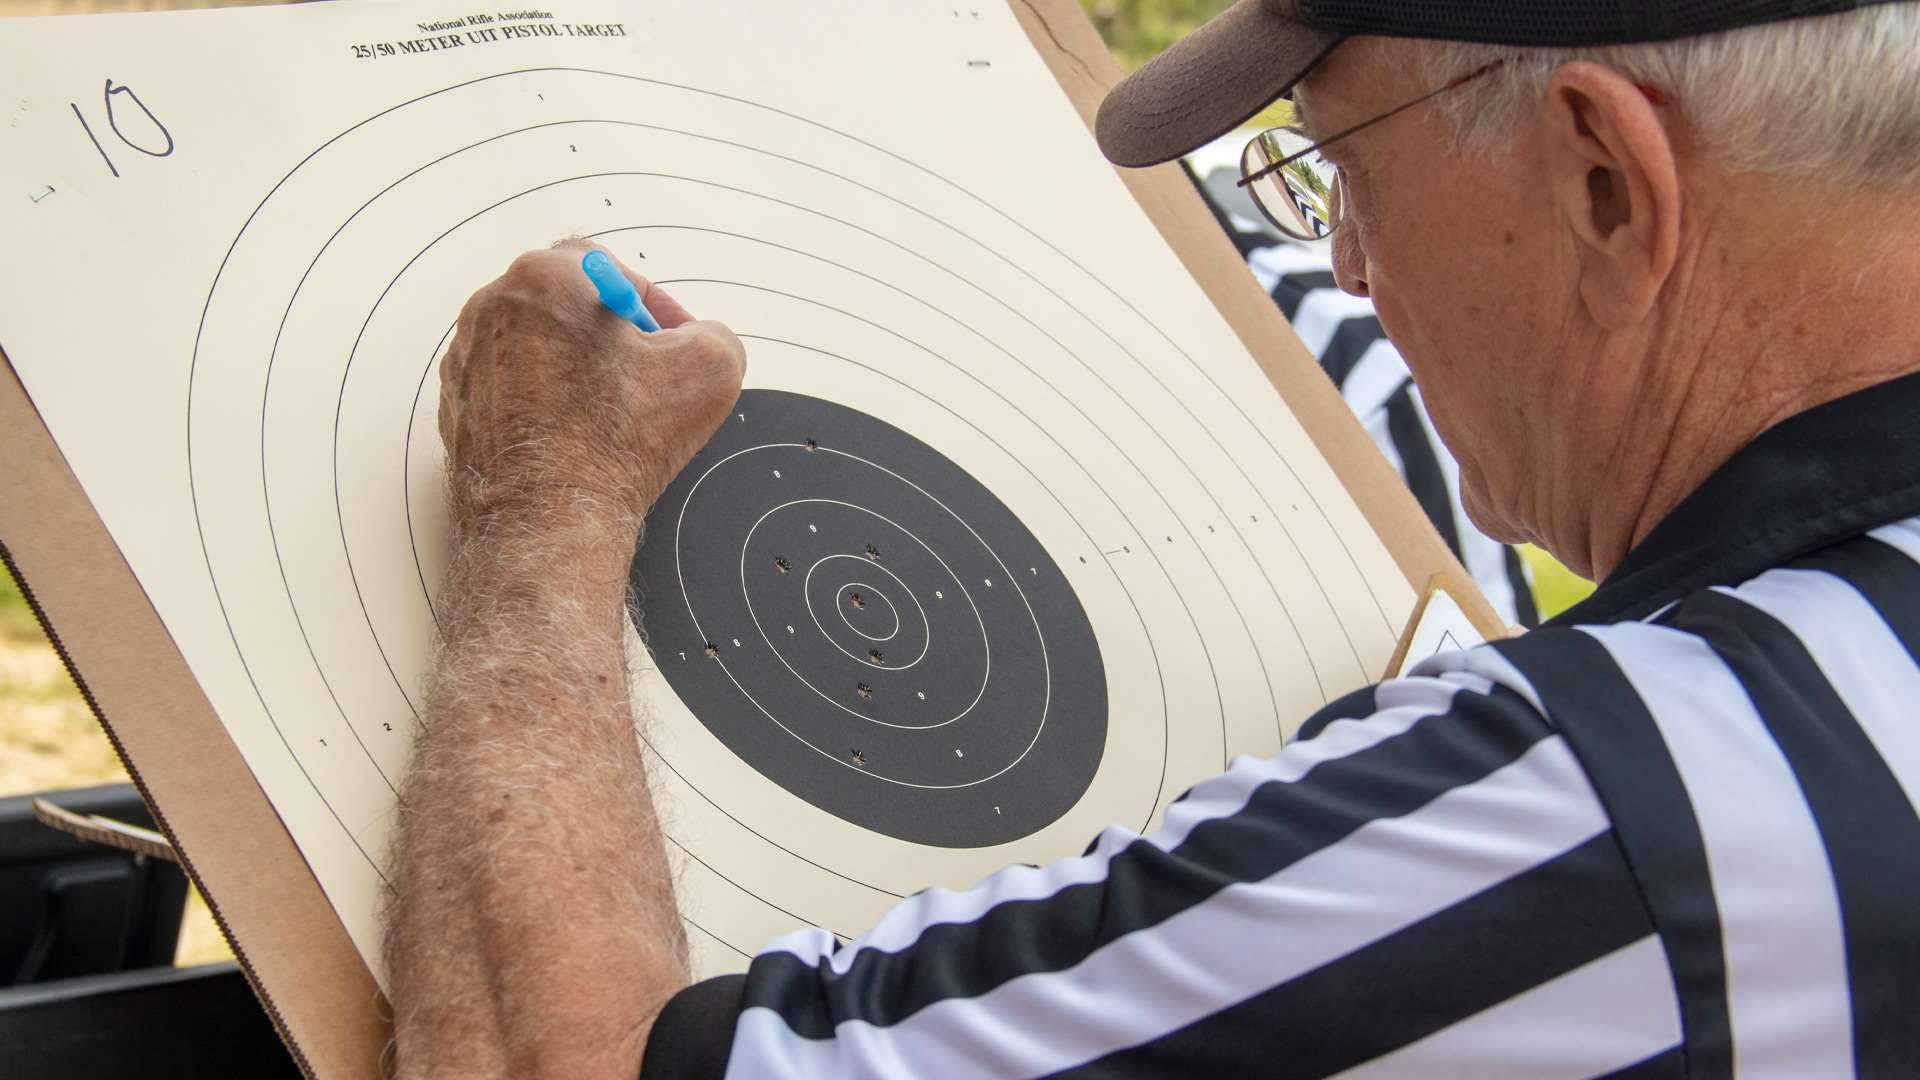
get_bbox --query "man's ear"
[1542,61,1682,327]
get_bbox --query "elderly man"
[385,1,1920,1076]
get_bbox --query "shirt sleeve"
[641,653,1683,1079]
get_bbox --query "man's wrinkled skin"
[1299,40,1920,579]
[436,240,745,537]
[385,240,743,1079]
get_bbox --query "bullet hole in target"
[803,438,818,452]
[774,557,791,574]
[703,642,718,658]
[856,683,873,699]
[868,649,884,664]
[865,545,881,561]
[848,592,865,609]
[850,749,867,767]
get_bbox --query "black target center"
[631,390,1106,848]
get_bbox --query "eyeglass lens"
[1240,128,1343,243]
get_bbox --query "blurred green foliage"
[1078,0,1293,128]
[0,561,40,642]
[1077,0,1234,71]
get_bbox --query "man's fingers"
[637,278,697,330]
[599,247,697,330]
[518,239,735,376]
[546,237,698,330]
[653,318,748,381]
[535,236,742,376]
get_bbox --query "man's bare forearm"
[385,240,743,1076]
[385,511,687,1079]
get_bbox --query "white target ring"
[829,579,903,645]
[756,501,948,675]
[181,67,1398,971]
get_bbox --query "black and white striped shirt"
[642,370,1920,1077]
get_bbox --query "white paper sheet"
[1385,585,1487,679]
[0,0,1415,981]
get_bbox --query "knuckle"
[679,329,728,369]
[682,322,746,378]
[504,247,552,277]
[455,282,498,325]
[437,349,465,395]
[502,249,573,296]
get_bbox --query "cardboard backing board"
[0,1,1502,1074]
[0,355,384,1077]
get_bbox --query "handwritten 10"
[70,79,174,179]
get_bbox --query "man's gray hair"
[1408,5,1920,187]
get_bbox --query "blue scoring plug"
[580,249,661,333]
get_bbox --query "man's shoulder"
[1293,627,1594,747]
[1484,519,1920,735]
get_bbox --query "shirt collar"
[1549,369,1920,627]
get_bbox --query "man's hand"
[387,241,744,1080]
[438,239,745,537]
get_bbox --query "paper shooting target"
[635,389,1107,849]
[177,66,1403,973]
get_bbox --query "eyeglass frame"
[1236,59,1506,235]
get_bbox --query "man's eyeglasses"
[1237,60,1504,243]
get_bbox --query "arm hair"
[383,505,687,1079]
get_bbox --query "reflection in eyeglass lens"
[1241,128,1341,243]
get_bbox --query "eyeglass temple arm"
[1237,60,1504,188]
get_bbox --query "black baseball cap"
[1095,0,1907,167]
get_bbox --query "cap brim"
[1095,0,1343,168]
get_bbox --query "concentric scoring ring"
[833,580,902,642]
[802,556,926,663]
[634,389,1107,848]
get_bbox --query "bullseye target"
[636,389,1107,848]
[163,62,1410,972]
